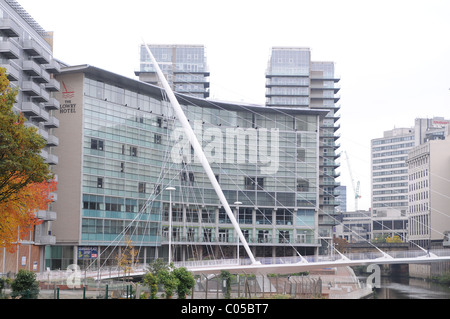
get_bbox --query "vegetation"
[220,270,232,299]
[10,269,40,299]
[0,67,57,252]
[142,259,195,299]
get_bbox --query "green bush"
[11,269,40,299]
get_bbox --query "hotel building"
[0,0,60,273]
[49,64,327,269]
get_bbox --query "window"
[258,230,270,243]
[97,177,103,188]
[297,149,306,162]
[91,139,104,150]
[256,209,272,225]
[297,179,309,192]
[238,208,253,224]
[279,230,290,243]
[203,228,212,242]
[138,182,146,193]
[276,209,293,225]
[154,134,162,144]
[130,146,138,157]
[244,176,264,190]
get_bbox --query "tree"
[0,67,53,202]
[0,178,57,253]
[0,67,57,252]
[143,260,195,299]
[142,272,159,299]
[220,270,232,299]
[173,267,195,299]
[10,269,40,299]
[116,237,138,282]
[158,268,178,299]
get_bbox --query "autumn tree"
[116,236,139,278]
[0,67,57,252]
[0,67,53,202]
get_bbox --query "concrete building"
[136,44,210,99]
[406,138,450,249]
[371,127,415,218]
[334,210,371,243]
[0,0,60,274]
[370,117,450,244]
[48,64,328,269]
[265,47,341,254]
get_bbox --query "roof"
[60,64,329,118]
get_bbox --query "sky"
[18,0,450,211]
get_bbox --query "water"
[375,276,450,299]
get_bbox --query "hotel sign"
[60,81,76,114]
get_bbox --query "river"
[374,275,450,299]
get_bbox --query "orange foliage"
[0,178,57,252]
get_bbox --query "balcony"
[22,101,41,117]
[46,154,58,165]
[22,81,41,96]
[35,234,56,245]
[44,97,60,110]
[33,69,50,84]
[44,59,61,74]
[0,41,20,59]
[44,116,60,129]
[34,50,51,64]
[32,88,50,103]
[46,134,59,147]
[22,39,42,56]
[45,78,60,91]
[36,210,57,221]
[22,60,41,76]
[0,62,20,81]
[0,19,20,37]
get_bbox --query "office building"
[371,127,415,218]
[48,64,327,269]
[406,138,450,249]
[265,47,341,254]
[136,44,210,99]
[334,210,371,243]
[370,117,450,243]
[0,0,60,273]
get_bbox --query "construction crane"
[344,151,361,211]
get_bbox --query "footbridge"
[40,248,450,282]
[180,248,450,275]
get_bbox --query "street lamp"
[166,187,176,264]
[234,201,242,262]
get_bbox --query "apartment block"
[0,0,60,273]
[136,44,210,98]
[265,47,341,254]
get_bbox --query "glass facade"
[52,66,325,266]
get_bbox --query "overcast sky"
[18,0,450,210]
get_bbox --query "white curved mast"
[142,42,258,265]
